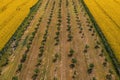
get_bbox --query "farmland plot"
[0,0,38,50]
[0,0,119,80]
[84,0,120,62]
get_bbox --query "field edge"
[81,0,120,77]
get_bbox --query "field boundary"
[0,0,42,55]
[80,0,120,76]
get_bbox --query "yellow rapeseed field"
[0,0,38,50]
[84,0,120,61]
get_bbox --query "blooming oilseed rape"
[0,0,38,50]
[85,0,120,61]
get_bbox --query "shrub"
[103,62,107,67]
[32,73,38,80]
[21,53,27,63]
[94,45,99,49]
[17,63,22,72]
[68,34,73,41]
[72,70,77,79]
[69,64,75,69]
[2,58,9,67]
[72,58,77,64]
[34,68,39,74]
[32,68,39,80]
[106,74,112,80]
[109,69,113,74]
[89,63,94,68]
[83,49,87,53]
[53,77,58,80]
[87,63,94,74]
[36,58,42,67]
[85,44,89,49]
[93,77,96,80]
[53,53,59,63]
[0,69,2,75]
[87,68,92,74]
[68,49,74,57]
[12,76,18,80]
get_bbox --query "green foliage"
[53,53,59,63]
[32,68,39,80]
[53,77,58,80]
[12,76,18,80]
[85,44,89,49]
[21,54,27,63]
[72,58,77,64]
[34,68,39,74]
[1,58,9,67]
[89,63,94,68]
[22,36,28,46]
[87,63,94,74]
[106,74,112,80]
[17,63,22,72]
[69,64,75,69]
[68,49,74,57]
[93,77,96,80]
